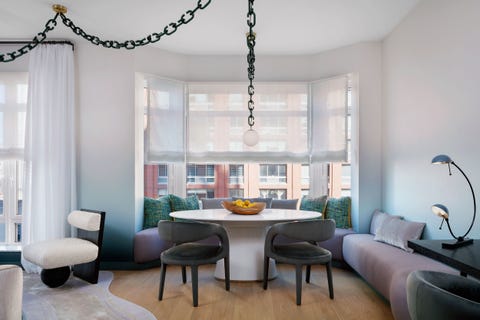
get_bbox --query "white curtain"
[310,75,348,162]
[21,44,76,273]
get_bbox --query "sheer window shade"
[310,76,348,162]
[188,83,309,162]
[144,77,185,163]
[0,73,27,160]
[142,76,348,164]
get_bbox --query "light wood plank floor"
[110,264,393,320]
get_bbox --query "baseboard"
[100,259,161,270]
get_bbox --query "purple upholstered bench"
[342,211,457,320]
[134,227,172,263]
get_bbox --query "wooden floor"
[109,264,393,320]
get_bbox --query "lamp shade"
[432,204,449,219]
[432,154,452,164]
[243,128,259,146]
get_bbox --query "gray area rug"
[23,271,157,320]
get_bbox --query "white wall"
[382,0,480,239]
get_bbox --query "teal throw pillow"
[325,196,351,229]
[299,195,328,215]
[169,194,200,212]
[143,196,172,229]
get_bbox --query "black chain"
[246,0,256,128]
[1,0,212,62]
[0,13,60,63]
[59,0,211,50]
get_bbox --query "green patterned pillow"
[299,195,328,216]
[143,196,172,229]
[325,196,351,229]
[169,194,200,212]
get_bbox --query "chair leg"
[181,266,187,284]
[326,261,334,299]
[159,263,167,301]
[295,265,303,305]
[263,256,270,290]
[191,265,199,307]
[224,257,230,291]
[306,265,311,283]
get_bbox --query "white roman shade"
[144,76,185,163]
[142,75,349,164]
[188,83,309,162]
[310,75,348,162]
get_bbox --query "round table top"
[169,208,321,222]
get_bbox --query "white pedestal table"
[169,208,321,281]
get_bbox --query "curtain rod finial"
[52,4,67,14]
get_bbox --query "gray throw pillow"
[369,209,402,235]
[201,198,232,209]
[373,218,426,253]
[271,199,299,209]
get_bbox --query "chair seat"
[162,243,222,264]
[273,242,332,262]
[23,238,99,269]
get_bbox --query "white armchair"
[23,209,106,288]
[0,264,23,320]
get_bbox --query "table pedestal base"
[214,222,277,281]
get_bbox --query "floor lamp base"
[442,238,474,249]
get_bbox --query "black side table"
[408,239,480,279]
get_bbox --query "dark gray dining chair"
[407,270,480,320]
[157,220,230,307]
[263,219,336,305]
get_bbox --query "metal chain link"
[1,0,212,63]
[59,0,212,50]
[246,0,256,128]
[0,13,60,63]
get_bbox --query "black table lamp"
[431,154,476,249]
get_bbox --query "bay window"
[142,75,352,200]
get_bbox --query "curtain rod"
[0,40,74,49]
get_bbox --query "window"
[187,164,215,184]
[259,189,287,199]
[301,164,309,185]
[141,76,353,201]
[187,189,214,199]
[0,73,27,247]
[259,164,287,184]
[228,188,244,198]
[158,164,168,184]
[229,164,244,184]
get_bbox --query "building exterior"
[144,162,350,200]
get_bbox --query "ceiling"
[0,0,420,55]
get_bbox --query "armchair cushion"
[24,238,99,269]
[0,265,23,320]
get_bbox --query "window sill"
[0,244,22,252]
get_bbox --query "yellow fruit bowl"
[222,200,266,215]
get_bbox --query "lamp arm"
[452,161,477,239]
[444,218,459,241]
